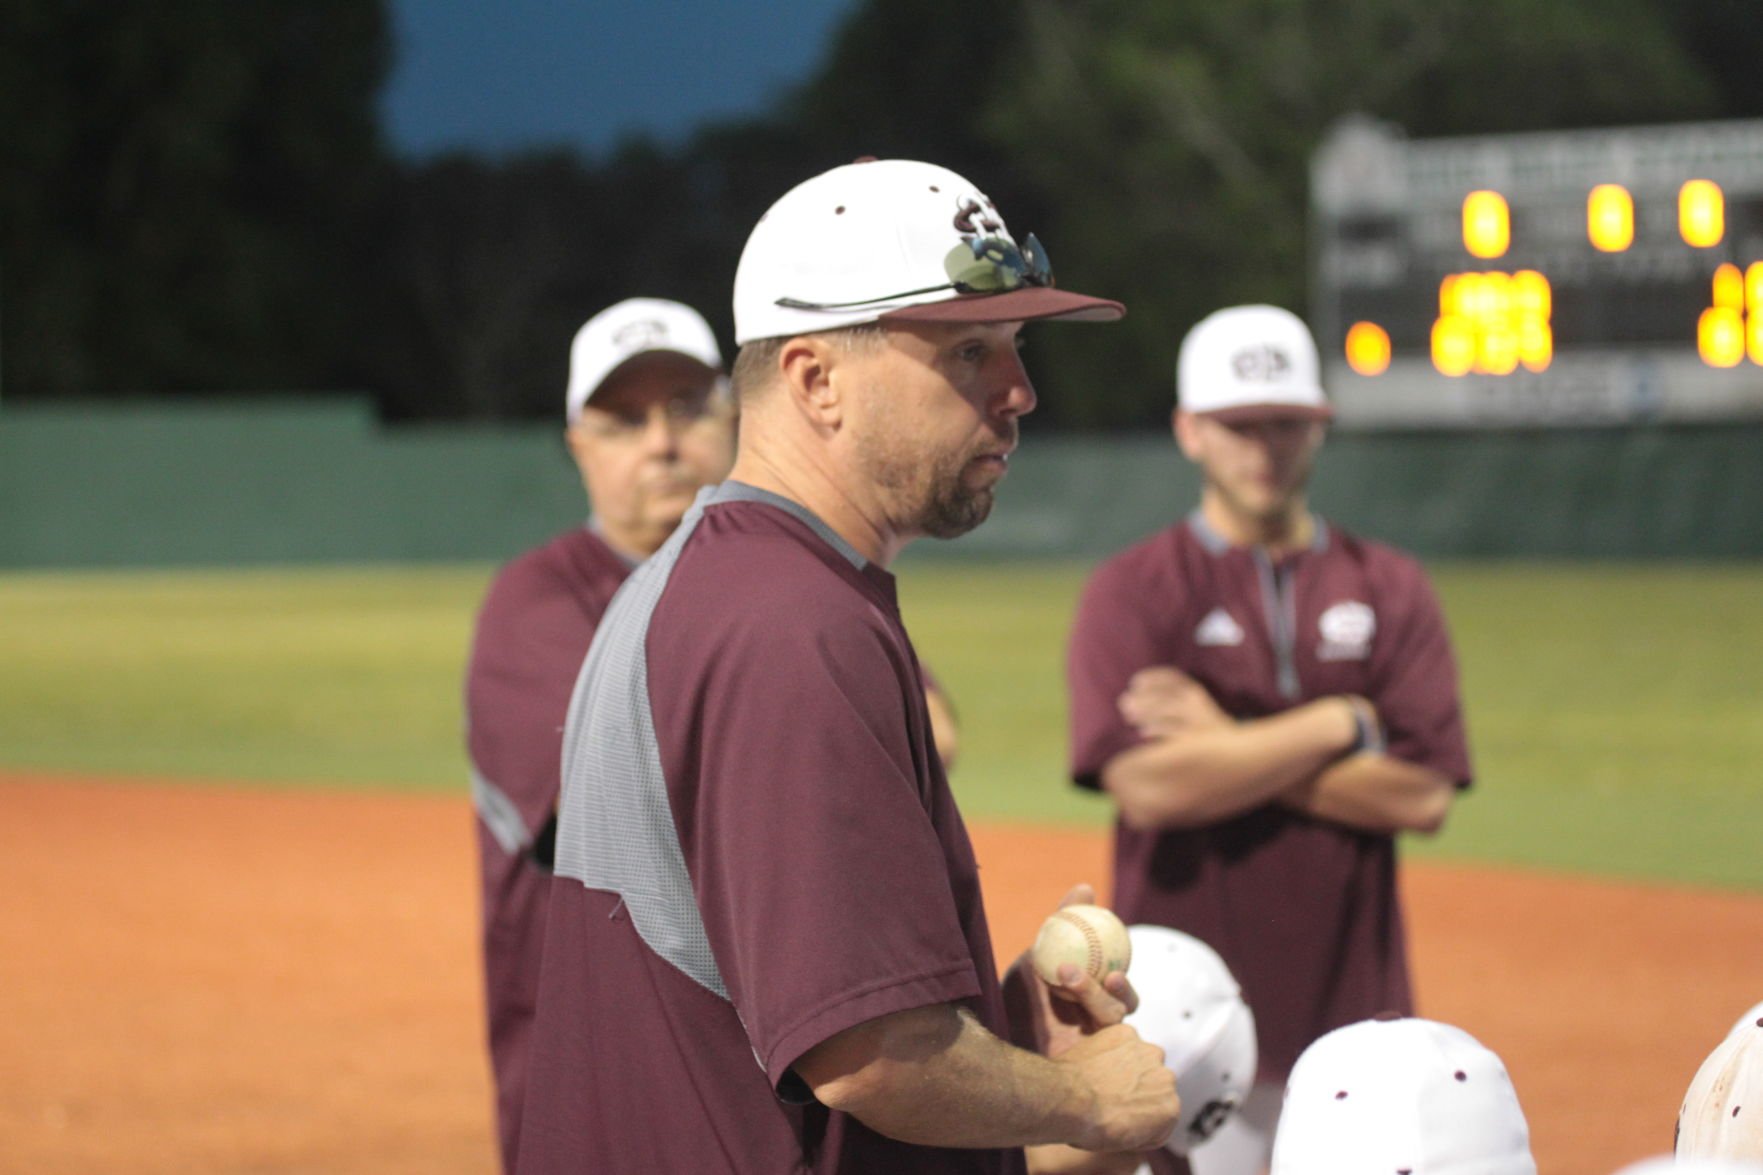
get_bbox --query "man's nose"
[997,351,1037,418]
[640,406,682,453]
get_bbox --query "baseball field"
[3,560,1761,1174]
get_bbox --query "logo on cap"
[1231,345,1293,383]
[612,319,670,352]
[954,197,1003,236]
[1190,1097,1239,1143]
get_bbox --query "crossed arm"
[1100,667,1454,835]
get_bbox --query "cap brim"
[1197,402,1334,425]
[582,350,721,407]
[879,286,1125,325]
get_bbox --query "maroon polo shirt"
[521,483,1024,1175]
[464,525,633,1174]
[1067,512,1471,1081]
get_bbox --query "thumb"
[1057,883,1097,909]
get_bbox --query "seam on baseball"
[1054,909,1104,977]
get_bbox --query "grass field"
[2,560,1759,890]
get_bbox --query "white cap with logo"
[732,158,1124,345]
[566,298,723,424]
[1679,1008,1763,1162]
[1122,924,1258,1158]
[1271,1016,1536,1175]
[1177,304,1333,423]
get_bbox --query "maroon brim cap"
[1198,403,1335,426]
[879,285,1125,326]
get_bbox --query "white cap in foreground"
[1613,1156,1763,1175]
[1123,924,1258,1157]
[1734,1002,1763,1039]
[1271,1016,1536,1175]
[566,298,723,424]
[1177,304,1333,423]
[1679,1009,1763,1162]
[732,158,1123,344]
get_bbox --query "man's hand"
[1054,1025,1181,1153]
[1118,668,1231,740]
[1025,1143,1150,1175]
[1005,885,1138,1058]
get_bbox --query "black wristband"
[1348,700,1385,755]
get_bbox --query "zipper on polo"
[1252,549,1301,701]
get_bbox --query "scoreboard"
[1310,116,1763,427]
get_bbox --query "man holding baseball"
[517,158,1180,1173]
[1066,305,1472,1175]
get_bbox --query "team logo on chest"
[1195,607,1246,648]
[1317,600,1376,661]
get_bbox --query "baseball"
[1032,903,1133,986]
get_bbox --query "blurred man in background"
[1066,305,1472,1175]
[464,296,736,1174]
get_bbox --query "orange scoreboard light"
[1310,117,1763,426]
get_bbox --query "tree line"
[3,0,1760,428]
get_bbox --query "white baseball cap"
[1679,1009,1763,1161]
[1615,1157,1763,1175]
[731,158,1124,344]
[1734,1002,1763,1038]
[565,298,723,423]
[1123,925,1258,1156]
[1271,1016,1536,1175]
[1176,304,1333,423]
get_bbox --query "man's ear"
[777,335,846,431]
[1173,409,1203,461]
[564,422,593,474]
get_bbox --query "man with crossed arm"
[1067,305,1472,1175]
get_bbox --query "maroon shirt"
[1067,512,1471,1080]
[521,485,1024,1174]
[464,525,633,1174]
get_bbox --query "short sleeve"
[647,575,982,1087]
[465,553,601,836]
[1366,560,1473,787]
[1066,555,1171,790]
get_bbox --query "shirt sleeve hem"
[1381,745,1474,790]
[1071,726,1146,791]
[763,960,983,1089]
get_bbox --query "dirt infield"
[3,773,1759,1175]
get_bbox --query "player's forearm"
[1026,1142,1149,1174]
[1280,753,1455,834]
[801,1005,1096,1149]
[1100,698,1358,830]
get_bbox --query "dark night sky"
[380,0,859,158]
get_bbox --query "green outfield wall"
[2,398,1758,568]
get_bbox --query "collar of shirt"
[584,516,643,569]
[1187,507,1330,562]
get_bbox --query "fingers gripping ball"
[1032,904,1132,986]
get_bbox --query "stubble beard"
[859,428,1002,541]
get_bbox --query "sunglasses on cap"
[774,234,1054,311]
